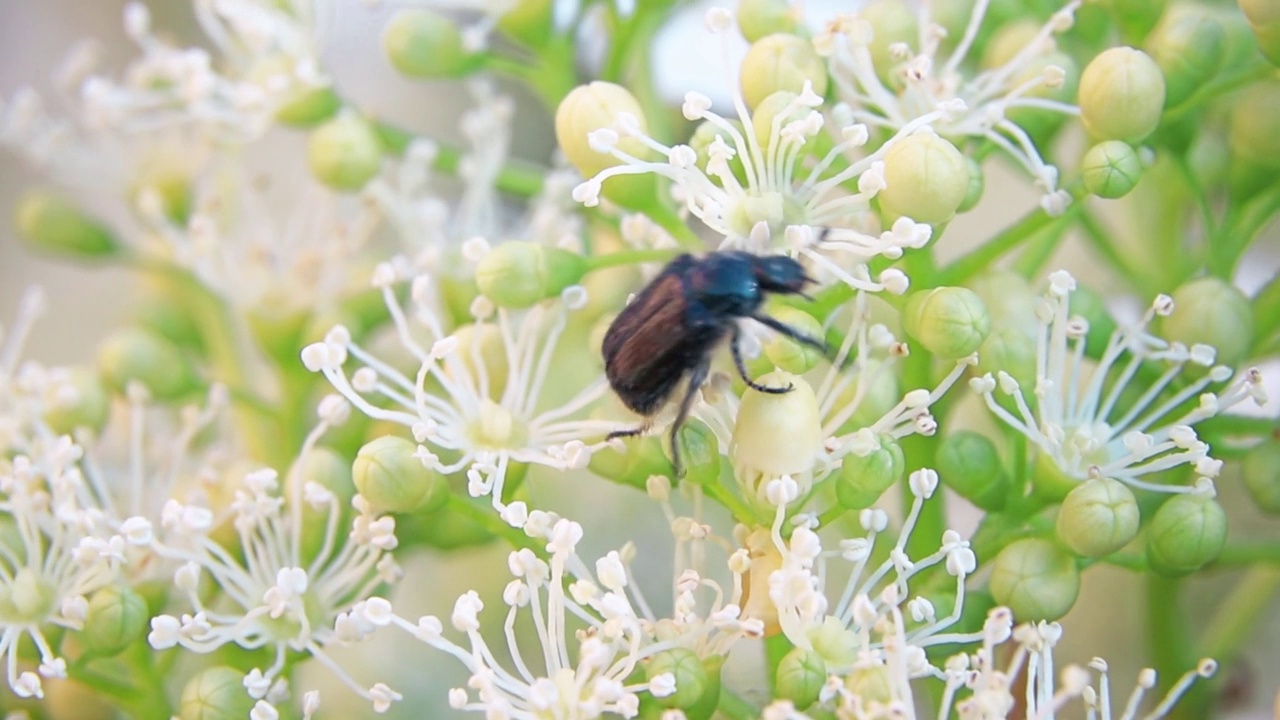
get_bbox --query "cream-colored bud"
[879,134,969,225]
[307,113,383,192]
[555,82,648,178]
[1056,477,1140,557]
[1078,47,1166,143]
[903,286,990,359]
[731,371,822,479]
[739,34,829,110]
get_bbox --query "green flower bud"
[135,274,206,352]
[397,494,495,549]
[764,307,825,374]
[731,372,822,479]
[1229,81,1280,168]
[179,666,254,720]
[834,434,905,509]
[555,82,649,179]
[1149,8,1226,108]
[290,446,356,562]
[1240,0,1280,65]
[980,20,1042,70]
[496,0,554,49]
[937,431,1009,511]
[474,242,588,309]
[676,418,722,486]
[352,436,448,514]
[989,538,1080,621]
[751,91,809,153]
[83,586,148,656]
[1067,283,1118,357]
[588,429,671,489]
[879,133,969,225]
[98,328,200,400]
[647,647,708,709]
[1159,277,1253,368]
[1242,441,1280,514]
[903,286,990,359]
[737,0,801,43]
[131,169,193,225]
[958,157,985,213]
[1146,493,1227,575]
[1078,47,1166,143]
[859,0,918,88]
[776,647,826,709]
[43,368,110,437]
[382,9,478,78]
[14,191,121,259]
[0,567,54,622]
[976,328,1035,393]
[739,34,828,110]
[1083,140,1143,199]
[806,615,859,667]
[969,271,1038,335]
[307,113,383,192]
[275,85,341,127]
[1056,477,1140,557]
[690,118,748,186]
[845,665,892,706]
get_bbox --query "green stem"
[1199,565,1280,659]
[1213,543,1280,566]
[374,121,547,198]
[1146,575,1194,699]
[445,495,538,551]
[704,481,764,526]
[1211,182,1280,278]
[937,204,1061,285]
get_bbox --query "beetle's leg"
[606,422,650,441]
[668,358,710,479]
[751,312,829,353]
[731,324,794,394]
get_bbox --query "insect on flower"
[603,251,827,476]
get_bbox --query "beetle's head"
[752,255,813,296]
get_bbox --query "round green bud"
[903,286,990,359]
[834,435,905,509]
[274,85,341,127]
[1067,283,1118,357]
[14,191,121,259]
[806,615,859,668]
[1159,277,1253,368]
[1229,81,1280,168]
[1082,140,1143,199]
[676,418,722,486]
[97,327,199,400]
[844,665,892,706]
[352,436,448,514]
[976,329,1036,395]
[588,430,672,489]
[647,647,708,709]
[879,133,969,225]
[980,20,1042,70]
[1242,441,1280,514]
[307,113,383,192]
[1056,477,1140,558]
[496,0,554,49]
[555,82,649,179]
[1240,0,1280,65]
[969,271,1038,335]
[936,431,1009,511]
[731,371,822,479]
[958,157,985,213]
[179,666,254,720]
[859,0,918,88]
[1146,494,1227,575]
[833,362,900,436]
[690,118,748,186]
[473,242,588,309]
[737,0,801,43]
[989,538,1080,621]
[764,307,825,374]
[382,9,477,78]
[1149,8,1226,108]
[739,34,829,110]
[43,368,110,437]
[83,586,148,656]
[776,647,825,709]
[751,91,809,153]
[1078,47,1166,143]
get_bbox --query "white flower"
[817,1,1083,214]
[972,270,1265,494]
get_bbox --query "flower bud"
[1146,494,1227,575]
[731,371,822,480]
[43,368,110,437]
[689,119,748,186]
[290,446,356,562]
[496,0,554,49]
[751,91,810,154]
[764,307,825,374]
[1149,8,1226,108]
[647,647,709,709]
[859,0,918,88]
[879,133,969,225]
[903,286,990,359]
[589,430,671,489]
[307,113,383,192]
[844,665,892,706]
[397,494,495,549]
[1078,47,1166,143]
[353,436,448,514]
[834,435,904,509]
[976,329,1036,396]
[1056,477,1140,558]
[738,0,801,43]
[1082,140,1143,199]
[806,615,859,667]
[1229,81,1280,168]
[958,157,985,213]
[969,271,1039,336]
[676,418,722,486]
[179,666,254,720]
[555,82,648,179]
[83,586,148,656]
[1067,283,1118,357]
[274,86,341,127]
[1242,441,1280,514]
[937,431,1009,511]
[382,9,478,78]
[776,647,826,709]
[989,538,1080,621]
[98,327,200,400]
[1159,277,1253,368]
[739,34,829,110]
[14,191,121,259]
[1240,0,1280,65]
[474,242,588,309]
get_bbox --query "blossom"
[136,397,404,715]
[971,270,1267,494]
[816,0,1084,214]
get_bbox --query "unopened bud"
[474,242,588,309]
[1159,277,1253,368]
[307,113,383,191]
[15,192,121,259]
[383,9,478,78]
[274,86,341,127]
[496,0,554,49]
[1242,441,1280,514]
[98,327,199,400]
[739,34,828,110]
[646,647,709,709]
[43,368,110,437]
[1078,47,1166,143]
[178,666,254,720]
[737,0,801,43]
[776,647,825,709]
[1082,140,1143,199]
[731,372,822,480]
[555,82,648,179]
[834,435,904,509]
[989,538,1080,621]
[1149,8,1226,108]
[1229,81,1280,169]
[764,307,825,375]
[903,286,990,359]
[937,431,1009,511]
[353,436,448,514]
[1056,477,1140,557]
[1146,494,1227,575]
[879,133,969,225]
[83,586,148,656]
[676,418,722,487]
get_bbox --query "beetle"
[603,251,827,477]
